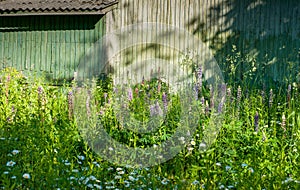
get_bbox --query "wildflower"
[187,146,194,152]
[199,142,206,149]
[200,96,205,106]
[269,89,273,107]
[104,93,108,102]
[128,88,133,101]
[3,171,9,174]
[194,84,199,100]
[237,86,242,104]
[192,180,200,185]
[227,87,231,101]
[6,161,16,167]
[161,178,169,185]
[134,87,139,96]
[12,150,20,155]
[86,184,93,188]
[128,176,135,181]
[225,166,231,171]
[116,167,123,171]
[162,92,168,111]
[254,111,259,132]
[241,163,248,167]
[248,167,254,173]
[124,180,130,187]
[218,100,224,113]
[157,82,161,93]
[190,140,196,146]
[118,170,125,175]
[64,162,71,166]
[11,176,16,179]
[68,91,73,119]
[115,175,122,179]
[37,86,43,96]
[89,176,97,181]
[149,101,163,117]
[72,169,79,173]
[23,173,31,179]
[86,90,91,117]
[281,113,286,133]
[94,184,102,189]
[197,66,203,93]
[77,155,85,161]
[216,162,221,167]
[179,137,185,144]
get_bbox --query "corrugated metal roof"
[0,0,118,15]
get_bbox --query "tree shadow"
[189,0,300,89]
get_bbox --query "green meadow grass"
[0,67,300,189]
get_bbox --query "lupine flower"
[127,88,133,101]
[38,86,43,94]
[68,91,73,119]
[254,111,259,132]
[103,93,108,102]
[281,113,286,133]
[200,96,204,105]
[237,86,242,104]
[158,82,161,93]
[162,92,168,111]
[150,101,163,117]
[142,76,145,85]
[197,66,202,93]
[218,100,224,113]
[86,90,91,117]
[7,74,11,83]
[269,89,273,107]
[227,87,231,99]
[193,84,199,100]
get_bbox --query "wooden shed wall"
[105,0,300,86]
[0,15,105,81]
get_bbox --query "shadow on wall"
[189,0,300,88]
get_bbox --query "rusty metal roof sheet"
[0,0,118,15]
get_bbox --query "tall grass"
[0,65,299,189]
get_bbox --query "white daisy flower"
[6,161,16,167]
[12,150,20,155]
[23,173,31,179]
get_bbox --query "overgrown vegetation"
[0,47,300,190]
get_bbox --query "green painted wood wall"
[0,15,105,82]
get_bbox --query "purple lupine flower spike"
[128,88,133,101]
[194,84,199,101]
[162,92,168,112]
[254,111,259,132]
[197,66,202,93]
[218,101,224,113]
